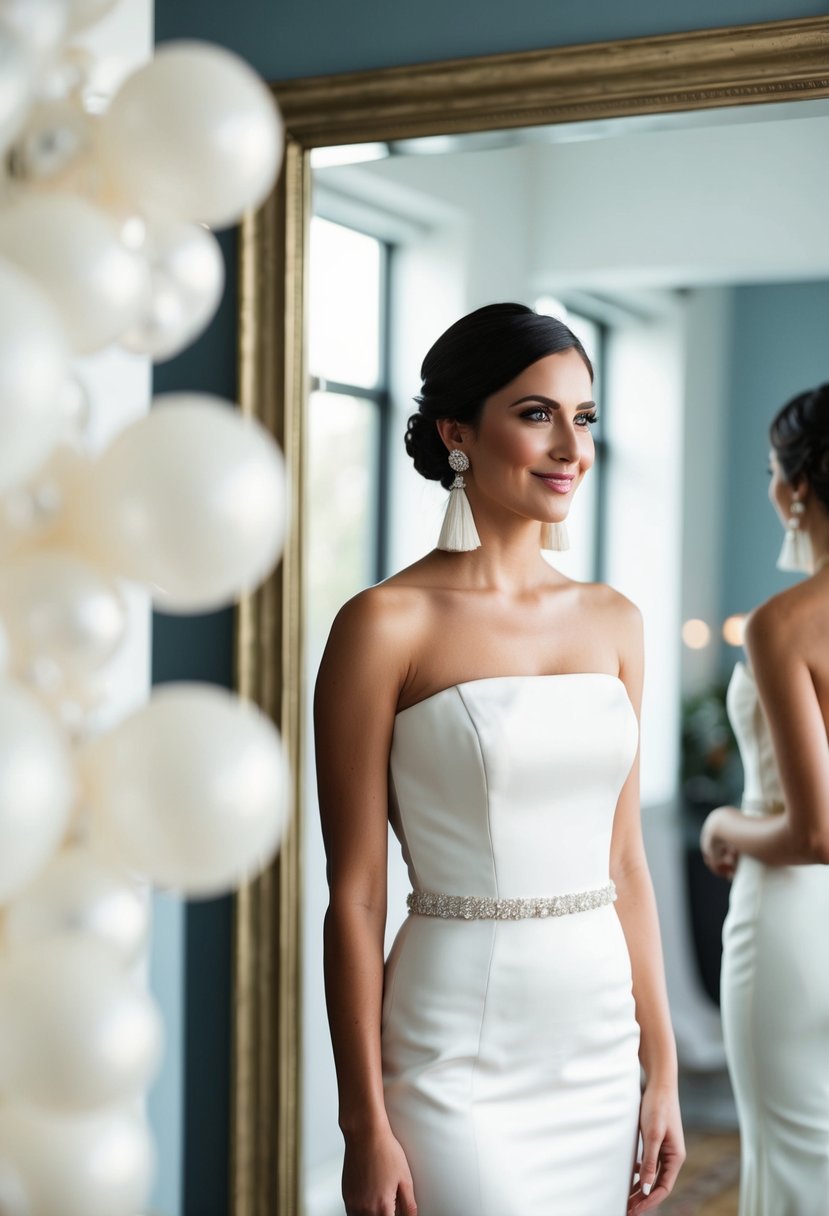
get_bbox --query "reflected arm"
[705,602,829,868]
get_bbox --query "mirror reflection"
[301,98,829,1215]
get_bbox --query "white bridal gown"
[381,674,642,1216]
[722,661,829,1216]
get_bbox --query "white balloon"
[0,194,150,354]
[120,215,224,360]
[67,394,288,612]
[66,0,118,33]
[0,550,128,689]
[0,259,69,494]
[0,937,162,1110]
[0,25,33,155]
[3,844,148,964]
[0,0,67,76]
[9,98,95,190]
[98,41,283,228]
[0,1104,154,1216]
[0,1155,28,1216]
[0,679,75,905]
[0,445,91,562]
[80,682,290,895]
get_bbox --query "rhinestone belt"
[407,881,616,921]
[742,797,784,817]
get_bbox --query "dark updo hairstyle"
[770,383,829,512]
[405,303,593,488]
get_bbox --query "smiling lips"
[531,471,575,494]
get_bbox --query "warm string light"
[722,614,747,647]
[681,614,748,649]
[0,6,287,1211]
[681,618,711,650]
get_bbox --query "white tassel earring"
[777,499,813,573]
[541,522,570,552]
[436,450,481,552]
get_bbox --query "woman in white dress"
[316,303,684,1216]
[702,383,829,1216]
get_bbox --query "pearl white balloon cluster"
[0,2,289,1212]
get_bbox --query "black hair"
[770,383,829,512]
[405,302,593,488]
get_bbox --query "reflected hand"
[628,1082,685,1214]
[342,1127,417,1216]
[700,806,738,878]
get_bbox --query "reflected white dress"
[381,674,641,1216]
[722,661,829,1216]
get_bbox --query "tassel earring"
[436,450,481,552]
[541,522,570,552]
[777,499,813,573]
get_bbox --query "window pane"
[309,217,382,389]
[306,390,379,652]
[303,391,380,1188]
[535,297,603,436]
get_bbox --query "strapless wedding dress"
[722,661,829,1216]
[381,674,642,1216]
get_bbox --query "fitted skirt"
[381,903,641,1216]
[722,855,829,1216]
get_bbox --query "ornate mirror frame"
[231,17,829,1215]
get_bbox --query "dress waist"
[407,881,616,921]
[741,796,784,817]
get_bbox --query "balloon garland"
[0,3,288,1210]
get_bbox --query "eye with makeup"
[518,404,599,427]
[575,410,599,429]
[519,405,552,423]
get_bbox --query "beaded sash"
[742,797,784,817]
[407,881,616,921]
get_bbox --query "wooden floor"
[660,1131,740,1216]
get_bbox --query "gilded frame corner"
[231,16,829,1216]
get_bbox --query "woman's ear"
[790,474,809,504]
[435,418,468,451]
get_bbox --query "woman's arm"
[608,597,684,1215]
[701,599,829,871]
[314,588,418,1216]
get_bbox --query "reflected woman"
[702,383,829,1216]
[315,303,684,1216]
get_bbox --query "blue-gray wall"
[160,0,829,79]
[151,3,829,1213]
[722,280,829,637]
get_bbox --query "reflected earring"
[541,521,570,552]
[436,450,481,552]
[777,499,813,573]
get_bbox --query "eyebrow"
[510,395,597,410]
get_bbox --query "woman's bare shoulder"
[320,561,445,686]
[575,580,642,632]
[745,576,826,664]
[333,562,442,633]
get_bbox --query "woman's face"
[463,349,596,528]
[768,450,797,523]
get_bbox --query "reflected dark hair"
[770,383,829,512]
[405,302,593,488]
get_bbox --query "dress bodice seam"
[456,685,499,900]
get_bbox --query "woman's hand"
[628,1082,686,1214]
[342,1127,417,1216]
[700,806,739,878]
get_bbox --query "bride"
[702,382,829,1216]
[315,302,684,1216]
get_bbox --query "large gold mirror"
[231,18,829,1215]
